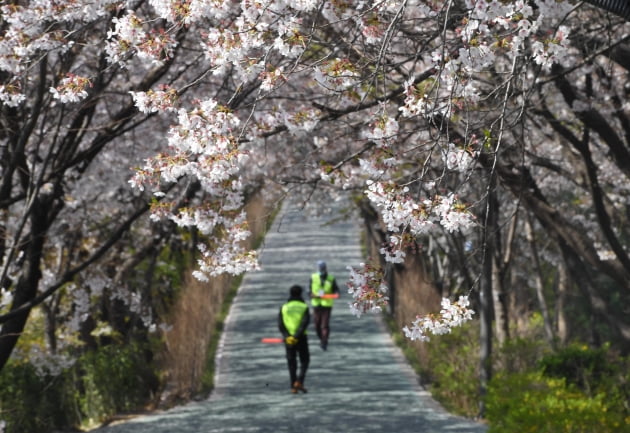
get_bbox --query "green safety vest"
[281,300,308,336]
[311,272,335,307]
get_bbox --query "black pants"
[313,306,332,345]
[285,335,309,385]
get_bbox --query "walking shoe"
[290,386,298,394]
[292,381,308,393]
[320,342,327,351]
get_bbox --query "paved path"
[98,201,487,433]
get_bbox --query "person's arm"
[308,276,315,298]
[294,307,310,339]
[332,276,340,294]
[278,308,289,338]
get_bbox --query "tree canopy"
[1,0,630,376]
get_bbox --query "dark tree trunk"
[525,213,556,347]
[0,197,50,369]
[478,171,496,417]
[556,259,570,344]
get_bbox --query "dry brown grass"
[158,190,279,405]
[361,213,441,373]
[390,251,441,368]
[160,273,228,403]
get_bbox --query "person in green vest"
[309,260,339,351]
[278,284,310,394]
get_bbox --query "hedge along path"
[98,199,488,433]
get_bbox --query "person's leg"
[294,336,309,393]
[297,336,310,384]
[313,306,323,342]
[320,307,332,349]
[285,344,298,388]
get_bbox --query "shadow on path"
[97,202,488,433]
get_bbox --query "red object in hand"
[261,337,284,343]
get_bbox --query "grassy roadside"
[381,312,425,381]
[381,310,483,419]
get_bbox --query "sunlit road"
[97,201,487,433]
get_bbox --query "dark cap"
[290,285,303,297]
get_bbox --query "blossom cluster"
[399,77,433,118]
[365,181,475,236]
[50,74,92,104]
[362,178,476,264]
[346,264,475,341]
[200,21,266,79]
[361,112,400,146]
[0,81,26,107]
[403,296,475,341]
[284,108,321,134]
[192,212,259,278]
[0,3,80,75]
[313,58,361,94]
[443,143,478,172]
[129,98,246,190]
[396,0,575,124]
[106,11,178,67]
[379,233,417,264]
[129,85,179,114]
[346,262,390,318]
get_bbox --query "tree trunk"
[478,172,496,417]
[491,211,516,345]
[0,197,49,369]
[525,213,555,347]
[491,258,509,344]
[556,259,570,344]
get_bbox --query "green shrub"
[0,361,76,433]
[76,342,158,427]
[424,322,481,417]
[538,343,616,393]
[486,371,630,433]
[0,342,158,433]
[495,335,549,374]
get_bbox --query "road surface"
[97,200,488,433]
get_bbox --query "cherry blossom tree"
[2,0,630,390]
[0,0,205,371]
